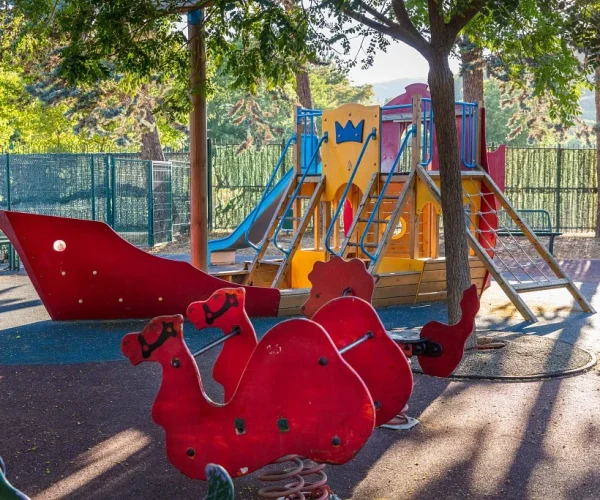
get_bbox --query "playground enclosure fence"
[0,143,597,248]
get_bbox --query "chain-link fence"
[1,144,599,255]
[0,153,174,247]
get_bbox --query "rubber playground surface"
[1,260,600,499]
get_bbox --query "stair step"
[358,217,388,224]
[512,279,569,292]
[369,195,398,200]
[346,242,378,249]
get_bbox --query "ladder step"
[346,242,378,249]
[258,259,283,265]
[369,195,398,200]
[289,195,312,200]
[358,217,388,224]
[512,279,570,292]
[277,216,301,221]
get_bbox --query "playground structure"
[0,84,594,323]
[122,280,478,495]
[215,84,594,322]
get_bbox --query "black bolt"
[186,448,195,457]
[374,400,381,410]
[318,357,328,366]
[172,358,180,368]
[331,436,341,446]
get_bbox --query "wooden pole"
[188,10,208,271]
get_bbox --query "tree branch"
[355,0,397,28]
[391,0,429,51]
[343,8,403,40]
[445,0,486,39]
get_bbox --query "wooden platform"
[274,256,487,316]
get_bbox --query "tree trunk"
[295,70,313,109]
[140,104,166,161]
[460,36,484,103]
[595,64,600,238]
[427,52,474,346]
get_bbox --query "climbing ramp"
[416,167,595,322]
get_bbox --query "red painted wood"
[187,288,257,402]
[121,311,375,480]
[301,257,374,319]
[342,199,353,237]
[311,296,413,426]
[478,111,504,290]
[418,285,480,377]
[0,210,280,320]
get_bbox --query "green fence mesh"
[504,146,598,233]
[210,142,290,230]
[1,144,599,258]
[171,160,190,236]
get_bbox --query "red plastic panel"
[187,288,257,403]
[302,257,375,319]
[312,296,413,426]
[0,210,280,320]
[121,313,375,480]
[418,285,480,377]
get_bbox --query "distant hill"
[371,78,426,104]
[370,77,595,120]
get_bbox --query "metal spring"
[257,454,333,499]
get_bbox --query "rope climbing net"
[461,175,558,286]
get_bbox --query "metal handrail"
[245,135,296,251]
[381,104,413,111]
[359,126,415,261]
[420,98,434,167]
[325,127,377,256]
[460,102,478,168]
[272,133,328,255]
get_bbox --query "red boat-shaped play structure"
[0,210,280,320]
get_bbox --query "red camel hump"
[311,295,413,426]
[187,288,257,402]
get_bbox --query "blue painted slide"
[208,169,294,259]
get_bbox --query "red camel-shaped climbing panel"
[121,307,375,480]
[187,288,412,427]
[418,284,480,377]
[0,210,279,320]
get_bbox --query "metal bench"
[0,233,19,270]
[497,209,561,255]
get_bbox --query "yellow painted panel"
[376,257,426,274]
[416,177,442,215]
[322,104,380,202]
[291,250,326,288]
[415,177,484,215]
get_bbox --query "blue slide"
[208,169,293,259]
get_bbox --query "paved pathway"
[1,263,599,499]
